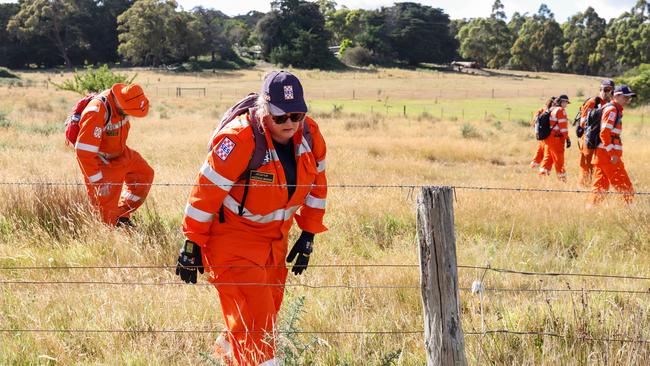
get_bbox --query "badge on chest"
[250,170,275,183]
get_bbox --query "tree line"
[0,0,649,76]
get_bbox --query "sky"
[0,0,639,22]
[170,0,639,22]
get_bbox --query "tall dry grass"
[1,67,649,365]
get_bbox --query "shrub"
[52,64,136,94]
[0,67,19,79]
[616,64,650,105]
[342,46,374,67]
[461,123,481,139]
[0,111,10,128]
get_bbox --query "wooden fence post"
[417,186,467,366]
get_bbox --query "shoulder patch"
[215,137,236,161]
[608,111,616,121]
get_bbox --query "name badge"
[250,170,274,183]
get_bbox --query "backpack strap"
[218,108,268,222]
[94,95,112,126]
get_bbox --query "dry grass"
[1,67,649,365]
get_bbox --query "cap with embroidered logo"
[614,85,636,97]
[600,79,615,88]
[262,71,308,116]
[111,83,149,117]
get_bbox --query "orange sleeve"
[579,98,597,128]
[599,106,616,154]
[74,100,108,183]
[558,108,569,139]
[182,132,252,246]
[295,117,328,234]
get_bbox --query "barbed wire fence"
[1,184,649,363]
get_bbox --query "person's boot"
[116,216,136,228]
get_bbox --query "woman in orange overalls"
[539,95,571,181]
[176,71,327,366]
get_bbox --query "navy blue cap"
[262,71,308,116]
[600,79,615,88]
[558,94,570,103]
[614,85,636,97]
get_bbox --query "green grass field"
[0,67,649,365]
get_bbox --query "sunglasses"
[271,113,305,124]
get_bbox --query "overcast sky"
[0,0,639,22]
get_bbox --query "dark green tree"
[0,3,27,68]
[256,0,338,68]
[593,0,650,73]
[491,0,506,20]
[509,7,563,71]
[458,15,512,68]
[7,0,89,67]
[562,7,606,74]
[508,11,527,35]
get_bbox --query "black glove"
[566,139,571,149]
[176,240,204,284]
[286,231,314,275]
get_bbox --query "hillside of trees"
[1,0,650,76]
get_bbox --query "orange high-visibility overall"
[578,97,600,187]
[530,107,545,168]
[590,102,634,204]
[539,106,569,180]
[183,113,327,365]
[75,91,154,225]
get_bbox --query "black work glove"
[286,231,314,275]
[176,240,204,284]
[566,139,571,149]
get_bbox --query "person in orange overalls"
[177,71,327,366]
[589,85,636,205]
[577,80,614,187]
[530,96,556,169]
[75,83,153,227]
[539,95,571,181]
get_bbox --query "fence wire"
[0,181,649,196]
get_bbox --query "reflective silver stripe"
[296,139,312,156]
[200,162,234,191]
[603,123,614,130]
[75,142,100,153]
[257,358,280,366]
[613,145,623,151]
[121,191,141,202]
[98,155,109,165]
[580,117,587,123]
[558,118,567,123]
[88,172,103,183]
[560,128,568,133]
[215,335,232,357]
[549,117,558,121]
[305,194,326,209]
[270,149,279,162]
[184,203,214,223]
[85,106,100,113]
[225,115,250,129]
[552,125,560,130]
[598,143,613,152]
[222,195,299,224]
[557,172,567,178]
[105,118,128,131]
[611,128,621,134]
[317,159,326,173]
